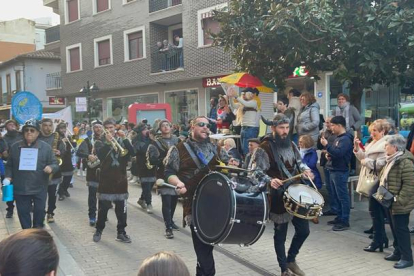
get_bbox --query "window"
[66,43,82,72]
[98,40,110,65]
[197,3,227,47]
[124,26,146,61]
[94,35,113,67]
[65,0,80,24]
[165,90,198,124]
[6,74,11,104]
[94,0,110,14]
[0,77,3,105]
[15,71,21,92]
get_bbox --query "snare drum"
[283,184,324,220]
[192,172,268,246]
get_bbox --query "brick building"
[42,0,277,125]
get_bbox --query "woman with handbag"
[375,135,414,269]
[354,120,388,251]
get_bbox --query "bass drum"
[192,172,268,246]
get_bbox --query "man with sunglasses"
[5,119,59,229]
[164,116,230,275]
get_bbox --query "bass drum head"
[287,184,324,205]
[193,172,234,244]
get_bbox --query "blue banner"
[11,91,43,124]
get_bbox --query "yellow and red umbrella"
[219,72,276,93]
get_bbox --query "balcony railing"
[45,25,60,44]
[149,0,182,13]
[152,48,183,73]
[46,72,62,89]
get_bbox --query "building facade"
[0,50,62,119]
[44,0,265,124]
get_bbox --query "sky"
[0,0,60,25]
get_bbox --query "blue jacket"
[302,148,322,189]
[326,132,353,172]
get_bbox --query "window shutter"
[98,40,110,65]
[69,47,80,71]
[68,0,79,22]
[97,0,109,13]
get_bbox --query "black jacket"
[6,139,59,195]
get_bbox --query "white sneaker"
[77,170,81,176]
[129,176,138,184]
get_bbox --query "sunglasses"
[195,122,211,128]
[24,128,36,133]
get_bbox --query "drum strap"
[269,141,295,186]
[183,142,204,174]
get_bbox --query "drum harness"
[268,141,319,209]
[182,142,217,200]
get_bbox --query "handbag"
[356,161,379,197]
[372,185,394,208]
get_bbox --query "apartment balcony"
[43,0,59,14]
[46,25,60,44]
[149,0,182,13]
[152,48,184,73]
[46,72,62,90]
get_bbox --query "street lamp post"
[79,81,99,123]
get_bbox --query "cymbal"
[215,165,249,172]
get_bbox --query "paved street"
[1,175,414,276]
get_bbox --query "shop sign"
[75,97,87,112]
[49,97,65,105]
[289,66,309,78]
[202,75,226,88]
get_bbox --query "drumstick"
[305,175,319,190]
[281,174,302,184]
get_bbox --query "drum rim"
[192,172,236,245]
[285,184,325,205]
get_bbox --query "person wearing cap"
[260,113,313,276]
[56,122,75,201]
[240,138,269,171]
[146,119,180,239]
[92,118,134,243]
[77,119,104,226]
[38,118,66,224]
[4,119,59,229]
[133,122,157,214]
[1,119,22,218]
[228,87,260,155]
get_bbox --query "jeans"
[273,217,310,272]
[88,186,98,219]
[161,195,178,229]
[240,126,259,155]
[140,181,155,205]
[324,168,338,214]
[15,190,47,229]
[190,225,215,276]
[387,211,413,262]
[96,199,127,234]
[58,175,72,196]
[47,184,58,215]
[329,170,350,224]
